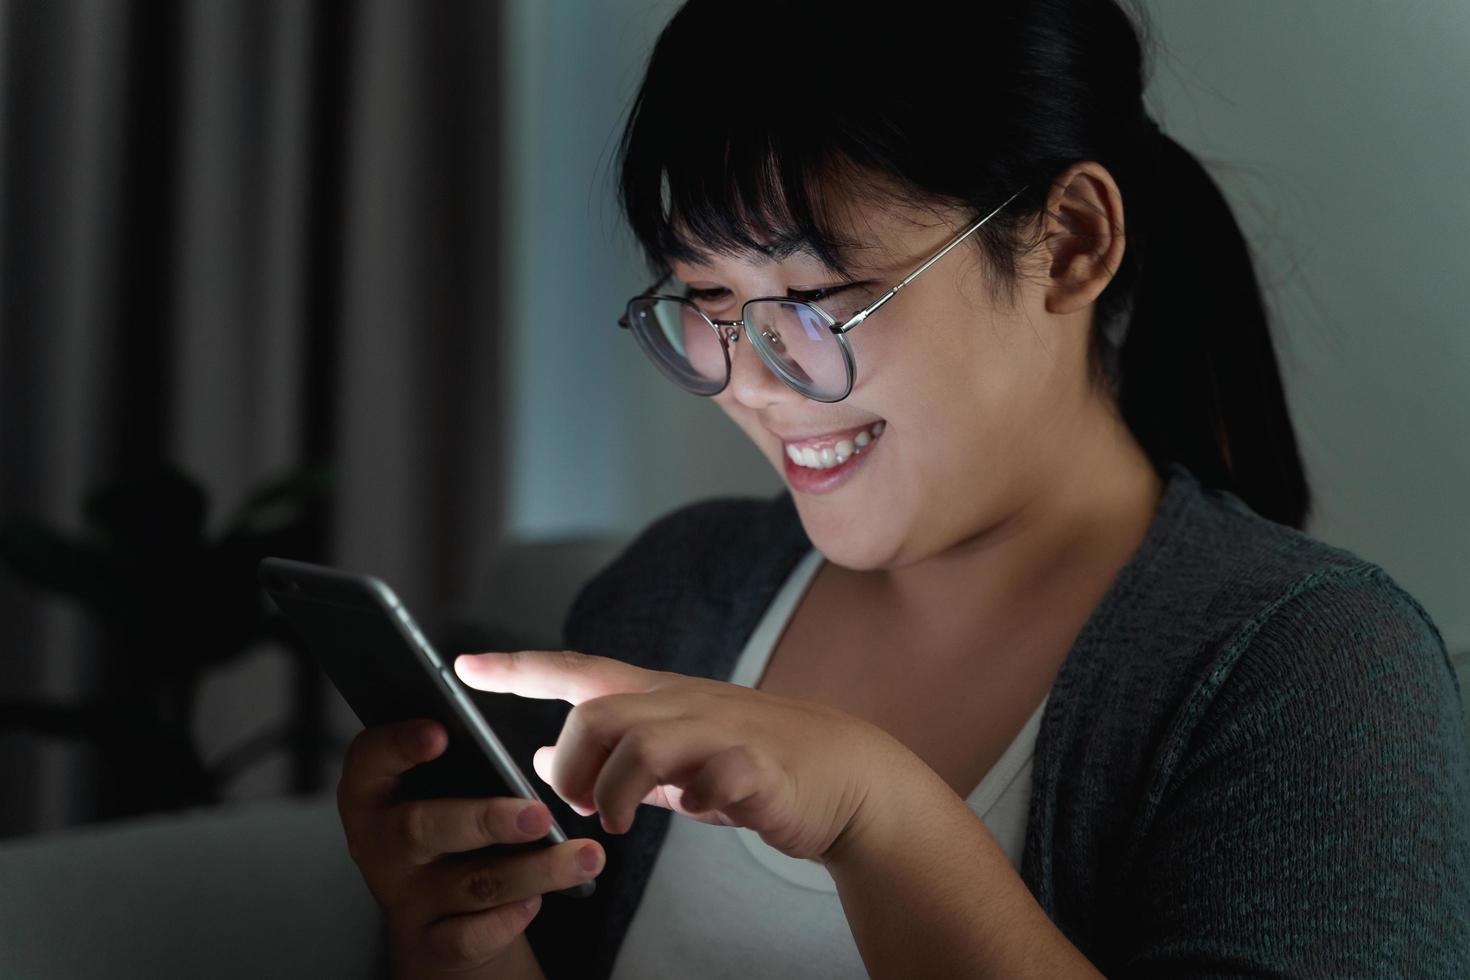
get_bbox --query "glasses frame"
[617,183,1030,403]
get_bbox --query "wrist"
[820,730,942,873]
[817,757,1107,979]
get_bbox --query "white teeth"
[786,422,885,470]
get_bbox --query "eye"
[682,286,729,302]
[789,286,843,302]
[789,282,869,303]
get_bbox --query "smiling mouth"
[782,421,886,469]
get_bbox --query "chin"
[790,498,899,571]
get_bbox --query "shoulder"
[1138,473,1467,832]
[1172,558,1458,769]
[1112,478,1470,972]
[1164,468,1453,699]
[1162,465,1382,602]
[1227,561,1448,685]
[1089,465,1466,837]
[1141,467,1459,766]
[1110,465,1442,670]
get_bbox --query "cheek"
[850,299,992,419]
[860,306,1032,486]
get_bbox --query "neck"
[855,399,1165,656]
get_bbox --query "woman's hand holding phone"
[336,717,605,978]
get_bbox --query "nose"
[718,319,795,410]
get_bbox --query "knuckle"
[555,648,595,671]
[674,678,711,697]
[395,803,430,855]
[622,727,673,782]
[464,867,507,905]
[732,742,766,771]
[477,802,500,844]
[566,700,605,739]
[623,726,656,760]
[647,670,687,692]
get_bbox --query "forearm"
[825,749,1105,980]
[389,932,547,980]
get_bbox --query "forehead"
[668,202,950,278]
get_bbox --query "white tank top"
[610,547,1049,979]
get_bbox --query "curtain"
[0,0,504,836]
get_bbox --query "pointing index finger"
[453,649,653,705]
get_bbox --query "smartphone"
[258,556,594,898]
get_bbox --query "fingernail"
[577,845,602,874]
[521,894,541,914]
[516,804,548,835]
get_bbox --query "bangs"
[616,7,899,281]
[619,108,870,281]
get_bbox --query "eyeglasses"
[617,185,1029,402]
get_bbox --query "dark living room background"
[0,0,780,841]
[1,0,1468,855]
[0,0,526,836]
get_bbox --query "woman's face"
[667,185,1104,572]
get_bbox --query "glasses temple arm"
[833,184,1030,333]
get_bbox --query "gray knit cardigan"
[488,462,1470,978]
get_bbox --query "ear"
[1039,162,1127,316]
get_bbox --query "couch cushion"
[0,795,383,980]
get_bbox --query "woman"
[336,1,1470,977]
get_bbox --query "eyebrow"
[677,241,865,283]
[757,236,817,262]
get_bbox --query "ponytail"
[1118,117,1311,528]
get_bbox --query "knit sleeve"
[559,495,775,669]
[1119,568,1470,978]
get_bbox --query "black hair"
[616,0,1311,529]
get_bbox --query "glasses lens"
[625,297,728,395]
[743,301,852,401]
